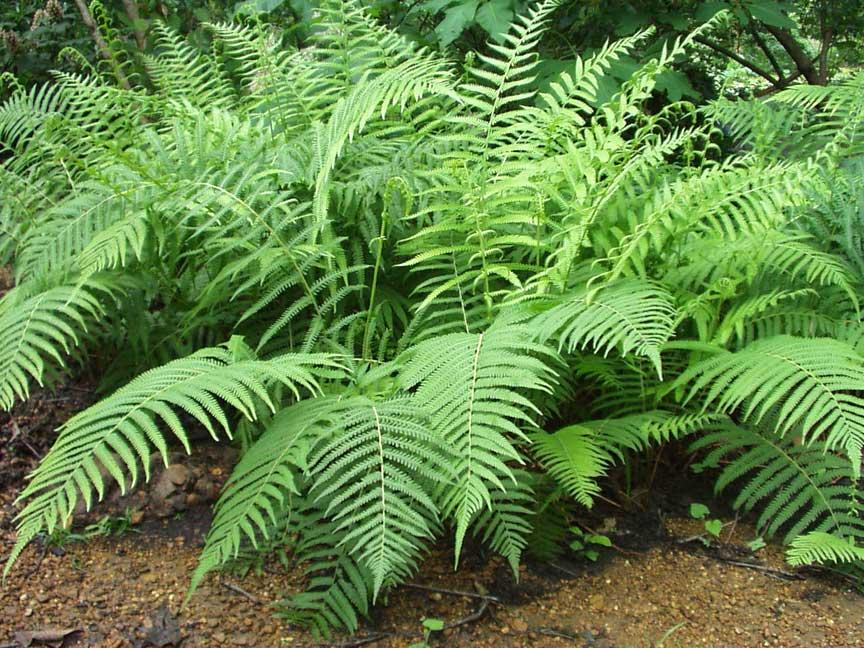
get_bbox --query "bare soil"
[1,383,863,648]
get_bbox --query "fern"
[532,279,676,377]
[787,532,864,568]
[3,0,864,633]
[5,346,338,576]
[0,280,111,409]
[308,396,444,598]
[190,397,345,593]
[691,423,863,545]
[678,336,864,473]
[398,323,556,562]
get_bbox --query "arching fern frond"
[189,397,346,594]
[691,423,863,544]
[5,347,340,576]
[532,279,676,378]
[532,410,714,507]
[0,281,111,410]
[530,424,610,507]
[278,503,373,638]
[678,336,864,473]
[787,532,864,568]
[398,323,556,563]
[309,396,445,599]
[473,469,535,575]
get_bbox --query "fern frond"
[309,396,444,599]
[691,423,863,543]
[190,397,345,594]
[787,532,864,567]
[278,504,373,638]
[678,336,864,473]
[398,323,556,563]
[530,424,610,507]
[532,279,676,378]
[5,347,340,576]
[0,281,109,410]
[473,469,535,575]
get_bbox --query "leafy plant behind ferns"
[2,0,864,636]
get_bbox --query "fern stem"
[362,209,388,361]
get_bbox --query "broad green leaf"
[690,502,710,519]
[476,0,514,42]
[435,1,480,46]
[745,1,797,29]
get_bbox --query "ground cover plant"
[1,0,863,637]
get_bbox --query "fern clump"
[3,0,864,636]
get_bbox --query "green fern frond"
[473,469,535,575]
[5,347,340,577]
[398,323,556,563]
[787,532,864,567]
[0,281,110,410]
[189,397,345,594]
[530,424,610,507]
[309,396,444,599]
[278,504,373,638]
[678,336,864,473]
[691,423,863,544]
[532,279,676,378]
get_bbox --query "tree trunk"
[122,0,147,51]
[763,25,822,85]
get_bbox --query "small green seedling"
[569,527,612,561]
[689,502,724,544]
[84,509,137,538]
[747,536,766,552]
[409,617,444,648]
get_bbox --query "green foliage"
[3,0,864,637]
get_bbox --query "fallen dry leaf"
[13,627,81,647]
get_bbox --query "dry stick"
[23,543,48,578]
[533,627,582,640]
[222,581,262,604]
[121,0,146,51]
[548,562,580,578]
[402,582,501,603]
[715,558,803,581]
[72,0,131,89]
[335,599,491,647]
[8,421,42,459]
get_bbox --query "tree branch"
[693,35,779,86]
[72,0,131,89]
[122,0,146,51]
[763,24,822,85]
[747,24,784,79]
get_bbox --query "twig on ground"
[548,562,581,577]
[221,581,262,603]
[447,598,489,629]
[24,543,48,578]
[403,582,501,603]
[333,598,492,647]
[533,627,581,640]
[724,514,740,544]
[715,558,803,581]
[333,632,401,647]
[7,421,42,459]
